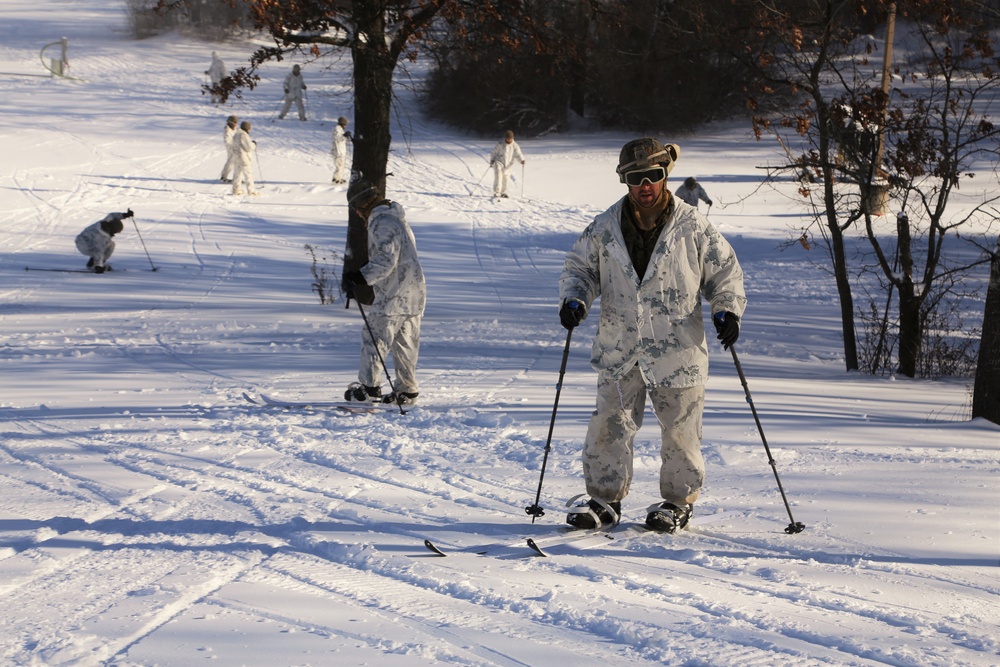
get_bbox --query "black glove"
[94,265,106,274]
[713,312,740,350]
[706,199,713,206]
[284,88,289,95]
[343,131,352,140]
[559,299,586,330]
[122,209,134,219]
[302,84,307,90]
[343,270,368,296]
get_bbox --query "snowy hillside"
[1,2,998,666]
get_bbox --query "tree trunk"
[972,239,1000,424]
[342,1,395,305]
[896,280,921,378]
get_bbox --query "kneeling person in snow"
[75,210,132,273]
[342,179,426,407]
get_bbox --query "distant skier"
[219,115,238,183]
[278,64,307,121]
[489,130,525,199]
[75,210,132,273]
[559,138,745,533]
[331,116,352,184]
[342,178,426,407]
[205,51,225,103]
[674,176,713,209]
[231,121,258,196]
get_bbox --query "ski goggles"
[622,165,667,187]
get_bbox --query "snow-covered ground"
[1,2,998,665]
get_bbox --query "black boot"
[566,497,621,529]
[344,382,381,402]
[645,502,693,533]
[382,391,419,406]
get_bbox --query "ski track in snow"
[0,3,998,665]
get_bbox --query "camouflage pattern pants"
[583,366,705,506]
[358,312,421,394]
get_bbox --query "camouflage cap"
[616,138,681,183]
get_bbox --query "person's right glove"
[343,270,368,296]
[559,299,586,330]
[713,311,740,350]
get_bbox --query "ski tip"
[241,392,259,405]
[423,539,447,556]
[525,538,549,557]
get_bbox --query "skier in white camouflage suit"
[278,64,307,121]
[331,116,352,184]
[231,121,258,196]
[488,129,525,198]
[219,115,238,183]
[559,138,746,533]
[342,178,426,407]
[206,52,225,104]
[75,210,132,273]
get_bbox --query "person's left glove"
[302,84,307,90]
[713,311,740,350]
[559,299,586,330]
[123,209,134,219]
[344,131,352,140]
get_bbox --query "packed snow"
[1,2,997,666]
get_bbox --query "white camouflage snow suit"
[331,124,349,183]
[220,119,237,181]
[356,201,426,394]
[489,139,525,197]
[231,127,256,195]
[279,69,306,120]
[674,179,713,208]
[75,213,125,269]
[560,196,746,506]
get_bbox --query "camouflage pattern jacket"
[560,197,746,388]
[361,202,426,317]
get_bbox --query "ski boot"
[382,391,419,406]
[344,382,381,402]
[565,495,621,530]
[645,502,693,533]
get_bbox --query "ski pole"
[728,346,805,534]
[255,146,264,186]
[525,326,574,522]
[353,296,407,415]
[521,161,525,198]
[129,212,158,271]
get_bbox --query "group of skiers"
[106,53,736,536]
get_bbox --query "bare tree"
[861,4,1000,377]
[718,0,1000,376]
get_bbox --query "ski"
[419,510,741,559]
[24,266,123,273]
[420,529,613,559]
[525,511,743,557]
[243,391,400,413]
